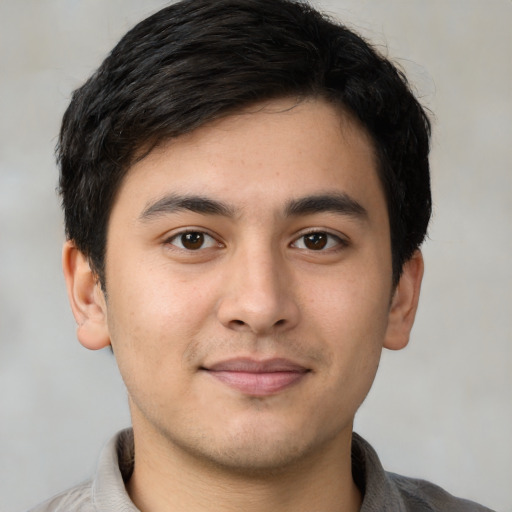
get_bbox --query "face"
[89,98,414,471]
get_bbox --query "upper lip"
[203,357,310,373]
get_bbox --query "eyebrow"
[284,193,368,220]
[139,192,367,222]
[139,194,236,221]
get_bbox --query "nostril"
[228,319,249,331]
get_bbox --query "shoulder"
[352,433,494,512]
[26,429,136,512]
[388,472,496,512]
[26,480,93,512]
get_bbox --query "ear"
[383,250,424,351]
[62,240,111,350]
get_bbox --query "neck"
[126,423,362,512]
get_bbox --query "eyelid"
[290,229,349,250]
[161,226,348,252]
[163,228,223,250]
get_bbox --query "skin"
[63,98,423,512]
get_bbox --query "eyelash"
[165,229,348,252]
[291,230,348,251]
[165,230,221,251]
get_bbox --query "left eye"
[168,231,219,250]
[292,232,343,251]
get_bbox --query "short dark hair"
[58,0,431,287]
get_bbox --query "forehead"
[113,98,384,220]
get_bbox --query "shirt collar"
[90,429,405,512]
[92,429,139,511]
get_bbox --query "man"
[31,0,493,510]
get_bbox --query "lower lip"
[206,370,307,396]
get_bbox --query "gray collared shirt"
[28,429,494,512]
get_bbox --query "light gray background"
[1,1,511,511]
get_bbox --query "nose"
[216,246,300,335]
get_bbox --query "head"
[59,0,431,290]
[60,0,431,479]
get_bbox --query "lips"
[202,358,310,396]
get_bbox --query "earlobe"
[62,241,111,350]
[383,250,424,351]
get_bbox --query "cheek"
[304,262,391,336]
[104,260,218,389]
[108,251,217,329]
[302,260,391,387]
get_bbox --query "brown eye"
[303,232,328,250]
[181,232,204,250]
[292,231,344,251]
[168,231,218,250]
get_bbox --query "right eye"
[167,231,219,251]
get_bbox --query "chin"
[163,418,345,477]
[189,441,312,476]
